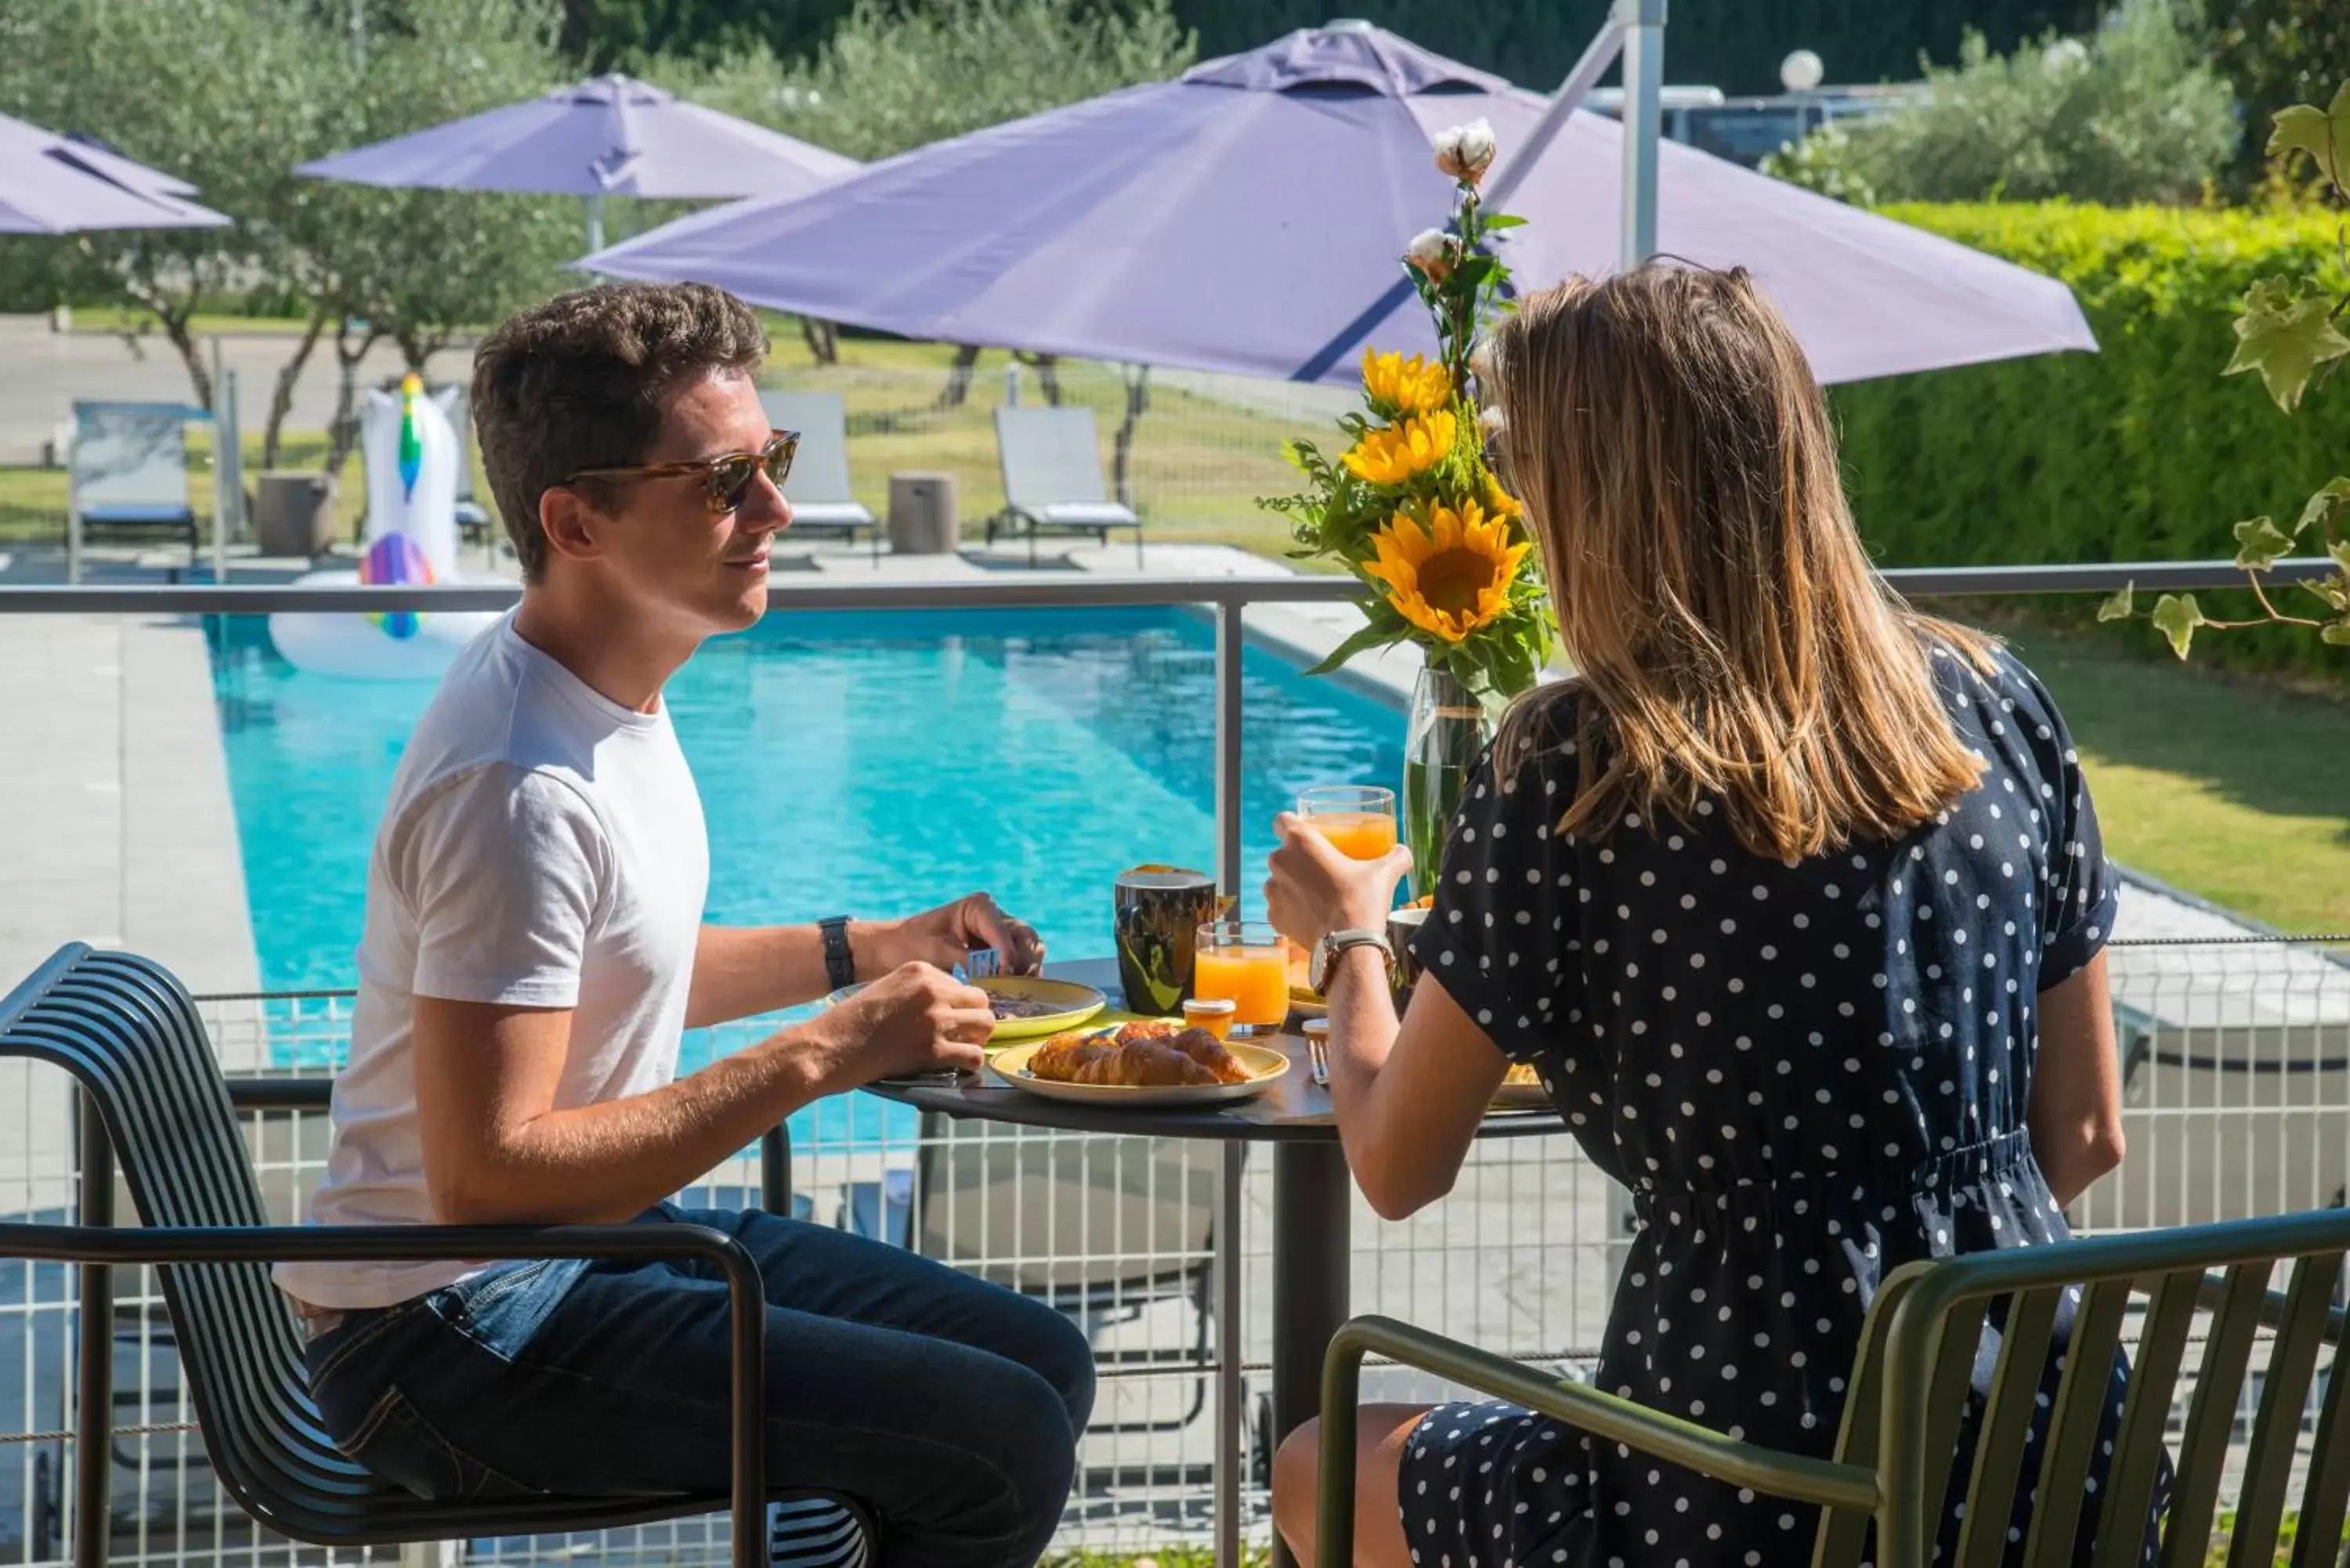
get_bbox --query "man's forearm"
[430,1023,846,1224]
[686,920,899,1028]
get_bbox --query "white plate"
[989,1039,1290,1107]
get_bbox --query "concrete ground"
[0,313,473,465]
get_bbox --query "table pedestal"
[1271,1140,1352,1568]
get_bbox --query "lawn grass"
[1986,621,2350,935]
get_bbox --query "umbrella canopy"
[0,111,230,235]
[582,25,2094,387]
[294,72,858,201]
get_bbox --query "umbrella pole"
[584,193,606,256]
[1618,0,1665,269]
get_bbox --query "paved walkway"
[0,313,475,464]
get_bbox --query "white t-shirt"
[275,613,709,1310]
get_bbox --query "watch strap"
[1314,928,1394,993]
[818,916,857,992]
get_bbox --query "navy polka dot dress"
[1401,645,2162,1567]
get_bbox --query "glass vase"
[1401,664,1495,903]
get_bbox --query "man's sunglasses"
[566,430,799,515]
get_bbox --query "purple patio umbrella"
[0,111,230,235]
[295,72,859,251]
[581,24,2094,387]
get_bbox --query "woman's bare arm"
[2028,949,2127,1208]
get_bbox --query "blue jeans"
[304,1205,1097,1568]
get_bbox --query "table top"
[858,957,1572,1144]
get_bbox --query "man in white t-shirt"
[278,284,1092,1566]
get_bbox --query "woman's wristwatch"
[1310,929,1395,994]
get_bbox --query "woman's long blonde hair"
[1489,263,1993,862]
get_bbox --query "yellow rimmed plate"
[989,1038,1290,1107]
[822,975,1106,1046]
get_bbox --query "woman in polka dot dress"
[1263,266,2155,1567]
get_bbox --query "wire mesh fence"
[2,935,2346,1566]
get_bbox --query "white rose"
[1467,334,1496,385]
[1405,227,1457,278]
[1434,118,1498,185]
[1479,405,1506,439]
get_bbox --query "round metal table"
[862,958,1567,1567]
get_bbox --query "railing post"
[760,1125,792,1216]
[74,1091,113,1568]
[1213,1141,1243,1568]
[1213,597,1244,898]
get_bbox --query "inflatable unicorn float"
[267,373,501,680]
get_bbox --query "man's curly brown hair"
[471,283,767,581]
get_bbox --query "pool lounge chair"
[70,401,201,559]
[760,392,882,560]
[986,406,1143,566]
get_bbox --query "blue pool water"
[208,609,1403,1140]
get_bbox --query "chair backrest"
[760,392,857,506]
[1813,1207,2350,1568]
[913,1111,1220,1299]
[995,406,1108,510]
[71,403,192,513]
[2075,1022,2350,1230]
[0,945,363,1527]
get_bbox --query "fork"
[959,948,1003,982]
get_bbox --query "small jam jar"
[1181,995,1238,1042]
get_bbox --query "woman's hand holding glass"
[1264,812,1413,956]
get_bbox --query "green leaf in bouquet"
[1480,213,1528,231]
[2095,582,2135,623]
[1303,613,1406,677]
[2297,477,2350,536]
[2224,277,2350,414]
[2324,617,2350,648]
[2232,515,2298,573]
[2149,593,2207,659]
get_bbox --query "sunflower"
[1481,470,1524,523]
[1340,409,1457,486]
[1360,347,1452,417]
[1361,499,1531,644]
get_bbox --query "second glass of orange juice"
[1298,785,1398,860]
[1193,919,1292,1035]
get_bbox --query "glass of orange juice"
[1193,919,1292,1036]
[1297,785,1398,860]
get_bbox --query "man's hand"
[812,961,995,1083]
[861,892,1047,977]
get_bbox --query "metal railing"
[1,559,2346,1568]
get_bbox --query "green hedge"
[1831,201,2350,682]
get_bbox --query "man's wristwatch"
[819,916,858,992]
[1310,928,1394,995]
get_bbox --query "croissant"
[1110,1020,1182,1046]
[1069,1040,1220,1087]
[1028,1031,1112,1081]
[1164,1027,1251,1084]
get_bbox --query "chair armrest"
[1316,1315,1877,1568]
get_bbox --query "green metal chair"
[1321,1207,2350,1568]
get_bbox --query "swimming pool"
[208,608,1403,1132]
